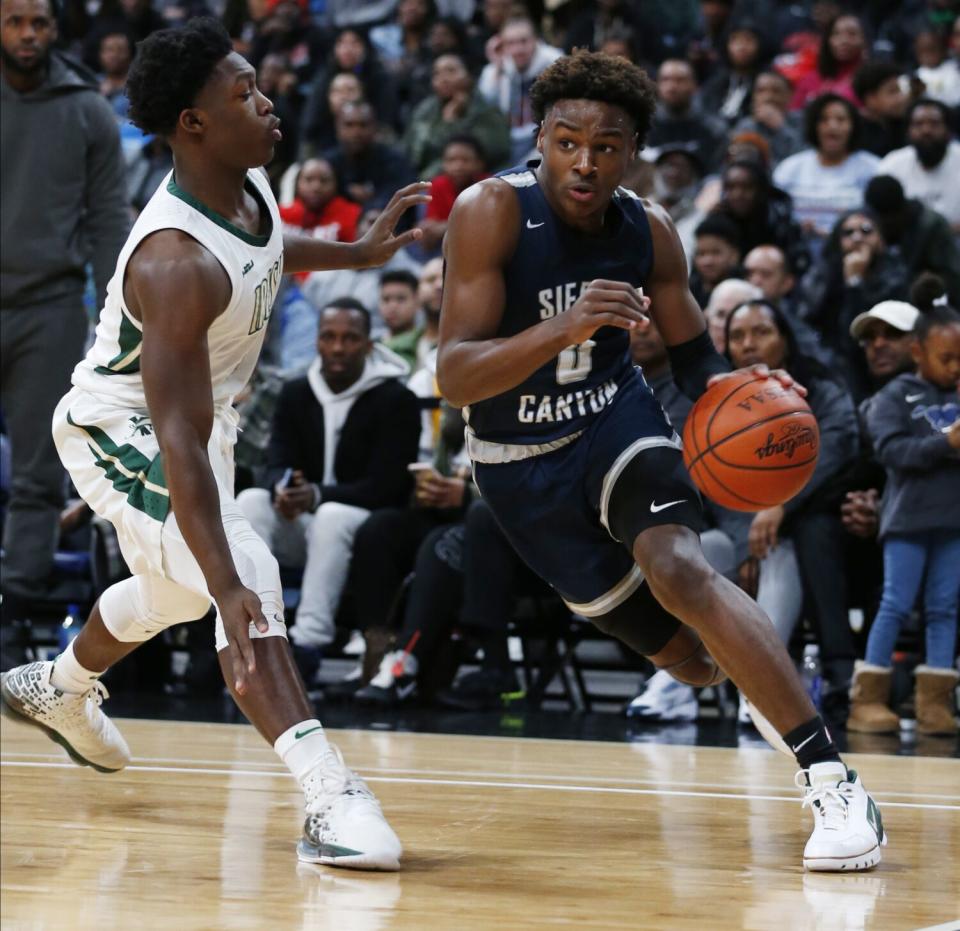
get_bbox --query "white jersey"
[72,168,283,409]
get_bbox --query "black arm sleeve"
[667,330,732,401]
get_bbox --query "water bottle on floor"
[801,644,823,712]
[58,603,83,655]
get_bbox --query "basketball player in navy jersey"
[438,51,886,872]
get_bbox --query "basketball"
[682,371,819,512]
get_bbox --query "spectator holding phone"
[237,299,420,682]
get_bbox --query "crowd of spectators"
[2,0,959,734]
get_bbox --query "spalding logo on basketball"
[682,371,819,512]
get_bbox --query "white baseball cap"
[849,300,920,339]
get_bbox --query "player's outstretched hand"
[217,583,270,695]
[560,280,650,344]
[708,363,808,397]
[354,181,432,267]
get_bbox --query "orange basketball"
[682,371,819,512]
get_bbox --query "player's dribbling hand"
[354,181,432,267]
[560,280,650,344]
[217,583,270,695]
[708,364,808,397]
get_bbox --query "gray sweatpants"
[1,299,88,592]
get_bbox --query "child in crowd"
[853,294,960,736]
[279,158,362,244]
[689,213,743,308]
[279,158,362,282]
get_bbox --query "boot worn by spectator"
[847,661,900,734]
[913,666,959,736]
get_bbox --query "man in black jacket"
[322,102,415,211]
[1,0,128,606]
[237,298,420,677]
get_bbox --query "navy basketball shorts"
[473,371,703,654]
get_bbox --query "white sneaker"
[625,669,698,721]
[799,762,887,872]
[297,744,402,871]
[342,630,366,657]
[0,661,131,772]
[353,651,418,706]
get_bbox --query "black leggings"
[397,498,522,660]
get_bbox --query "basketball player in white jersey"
[0,19,429,871]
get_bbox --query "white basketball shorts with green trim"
[52,386,286,650]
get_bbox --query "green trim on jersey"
[67,412,170,522]
[167,174,273,247]
[93,310,143,375]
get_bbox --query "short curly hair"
[127,18,233,137]
[529,50,658,143]
[803,92,862,152]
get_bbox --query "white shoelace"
[797,770,850,830]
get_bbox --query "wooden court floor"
[1,718,958,931]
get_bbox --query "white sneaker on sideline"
[625,669,697,722]
[799,762,887,872]
[342,630,366,657]
[297,744,402,871]
[0,661,131,772]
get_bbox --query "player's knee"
[661,645,727,687]
[101,576,211,642]
[641,546,714,613]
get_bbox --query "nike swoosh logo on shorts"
[791,732,817,753]
[396,681,416,700]
[905,393,924,402]
[526,219,545,229]
[294,725,324,740]
[650,499,686,513]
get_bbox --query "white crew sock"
[274,719,330,787]
[50,641,104,695]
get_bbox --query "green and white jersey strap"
[72,168,284,410]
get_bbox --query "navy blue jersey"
[464,163,654,448]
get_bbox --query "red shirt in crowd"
[425,172,490,222]
[280,196,362,242]
[280,197,363,280]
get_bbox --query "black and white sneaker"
[435,668,524,711]
[800,762,887,872]
[297,744,402,871]
[353,651,418,706]
[1,661,130,772]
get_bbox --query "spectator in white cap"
[849,299,920,399]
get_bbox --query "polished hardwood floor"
[1,717,958,930]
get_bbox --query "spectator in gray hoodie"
[0,0,128,602]
[852,300,960,737]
